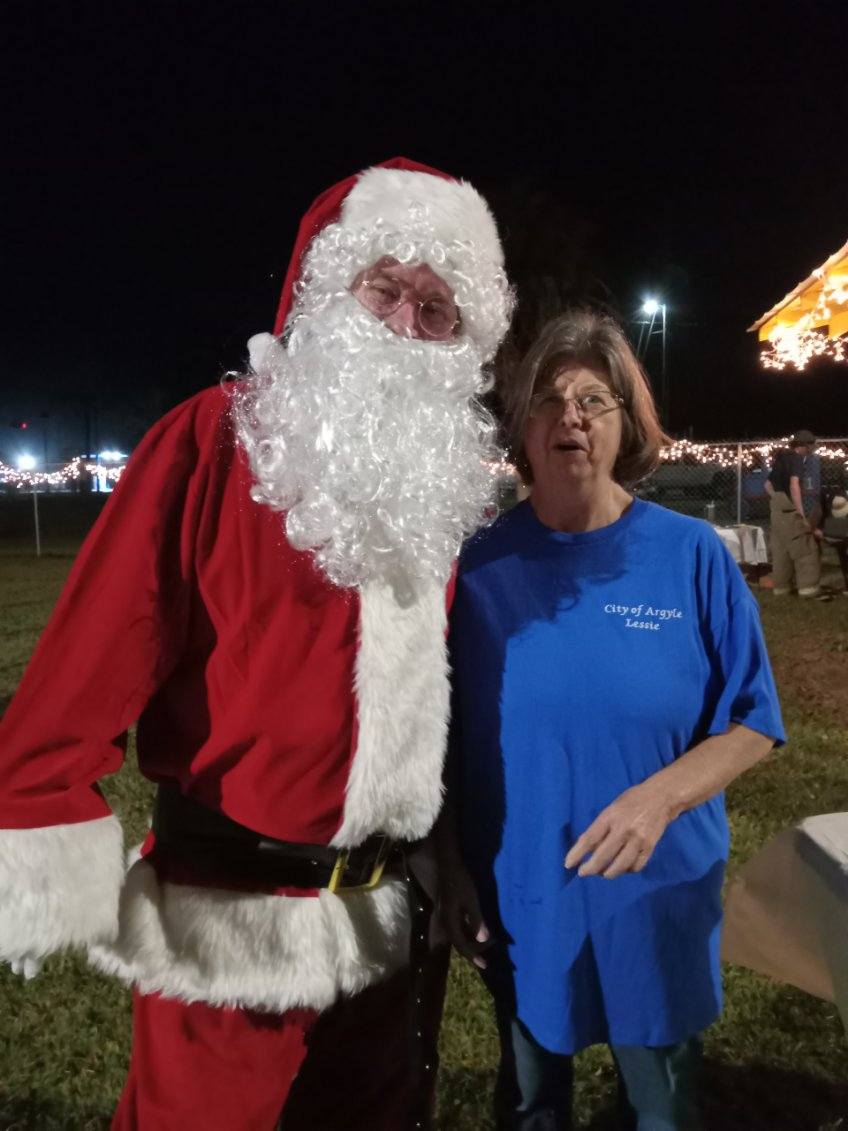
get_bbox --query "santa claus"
[0,158,512,1128]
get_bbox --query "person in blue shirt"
[437,311,785,1130]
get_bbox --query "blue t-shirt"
[449,498,785,1054]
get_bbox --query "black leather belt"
[152,783,401,892]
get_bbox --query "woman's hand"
[437,859,491,969]
[564,782,673,879]
[565,726,775,880]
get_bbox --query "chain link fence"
[635,439,848,531]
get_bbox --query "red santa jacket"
[0,384,453,1012]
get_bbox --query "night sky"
[3,2,847,462]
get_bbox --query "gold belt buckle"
[328,835,392,894]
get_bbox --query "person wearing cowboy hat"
[0,159,513,1129]
[765,429,823,597]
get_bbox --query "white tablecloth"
[722,813,848,1032]
[713,524,769,565]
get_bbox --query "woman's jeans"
[494,1007,701,1130]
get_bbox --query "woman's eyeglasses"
[528,388,624,421]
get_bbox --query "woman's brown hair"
[497,309,669,486]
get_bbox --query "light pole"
[640,298,668,425]
[16,453,41,557]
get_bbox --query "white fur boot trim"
[89,855,410,1013]
[0,815,124,961]
[332,579,449,848]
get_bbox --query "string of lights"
[2,441,846,492]
[761,275,848,371]
[658,439,848,470]
[0,455,127,490]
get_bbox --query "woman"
[438,311,785,1130]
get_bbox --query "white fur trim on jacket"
[0,815,124,961]
[332,580,449,848]
[89,854,409,1013]
[343,167,504,271]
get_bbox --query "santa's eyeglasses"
[350,272,460,341]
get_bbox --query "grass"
[0,541,847,1129]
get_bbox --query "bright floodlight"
[98,449,126,462]
[17,453,37,471]
[642,299,660,316]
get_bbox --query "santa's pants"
[112,947,450,1131]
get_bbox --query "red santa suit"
[0,158,509,1130]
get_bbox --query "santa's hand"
[437,860,492,969]
[8,953,43,980]
[564,783,672,879]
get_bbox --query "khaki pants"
[769,492,820,594]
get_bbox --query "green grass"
[1,546,847,1129]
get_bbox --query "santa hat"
[272,157,510,360]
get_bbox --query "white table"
[713,524,769,566]
[722,813,848,1033]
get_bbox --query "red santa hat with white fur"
[272,156,511,362]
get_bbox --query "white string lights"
[0,456,127,490]
[761,273,848,371]
[659,438,848,470]
[2,442,845,494]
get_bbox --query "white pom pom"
[247,332,277,373]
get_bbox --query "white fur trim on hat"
[830,495,848,520]
[0,815,124,961]
[89,854,409,1013]
[342,166,504,269]
[292,164,512,360]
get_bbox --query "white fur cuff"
[0,815,124,961]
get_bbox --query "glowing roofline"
[747,238,848,334]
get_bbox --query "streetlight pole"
[16,453,41,557]
[660,302,668,425]
[642,298,668,426]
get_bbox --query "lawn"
[0,538,846,1129]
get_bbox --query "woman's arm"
[564,723,775,879]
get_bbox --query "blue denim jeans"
[493,1006,701,1130]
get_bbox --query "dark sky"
[3,2,847,459]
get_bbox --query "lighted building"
[748,238,848,370]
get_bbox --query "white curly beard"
[234,294,500,601]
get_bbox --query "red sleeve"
[445,560,458,616]
[0,387,226,828]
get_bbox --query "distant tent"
[748,239,848,370]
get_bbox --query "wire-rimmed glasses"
[528,388,624,421]
[351,270,460,340]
